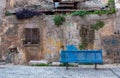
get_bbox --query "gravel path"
[0,65,120,78]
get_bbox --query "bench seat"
[60,50,103,69]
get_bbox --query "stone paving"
[0,64,119,78]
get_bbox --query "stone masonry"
[0,0,119,64]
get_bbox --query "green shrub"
[107,0,116,14]
[5,11,13,16]
[72,10,87,17]
[93,10,102,15]
[53,15,65,26]
[91,21,105,30]
[109,8,116,14]
[93,10,106,15]
[79,43,86,50]
[108,0,115,6]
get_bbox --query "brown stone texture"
[0,0,119,64]
[1,14,117,64]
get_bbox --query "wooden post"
[66,63,69,70]
[95,63,97,70]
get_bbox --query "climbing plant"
[80,26,95,49]
[79,27,88,49]
[79,43,86,50]
[72,0,116,17]
[91,21,105,30]
[72,10,88,17]
[53,15,65,27]
[108,0,115,7]
[107,0,116,14]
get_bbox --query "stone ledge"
[51,62,61,66]
[29,60,48,65]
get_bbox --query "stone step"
[51,62,61,66]
[29,60,48,65]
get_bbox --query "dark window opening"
[53,0,61,2]
[23,28,40,45]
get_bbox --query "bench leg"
[66,63,69,70]
[95,63,97,70]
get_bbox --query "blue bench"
[66,45,79,51]
[60,45,103,69]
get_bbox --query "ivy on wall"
[72,10,87,17]
[79,43,86,50]
[79,21,104,50]
[72,9,116,17]
[79,26,95,50]
[72,0,116,16]
[91,21,105,30]
[54,20,103,50]
[53,15,65,27]
[5,0,116,19]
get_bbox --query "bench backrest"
[60,50,103,64]
[66,45,78,51]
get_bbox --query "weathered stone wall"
[1,15,81,64]
[6,0,109,11]
[1,14,118,64]
[0,0,119,64]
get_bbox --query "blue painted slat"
[60,50,103,64]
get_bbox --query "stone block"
[51,62,61,66]
[29,60,48,65]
